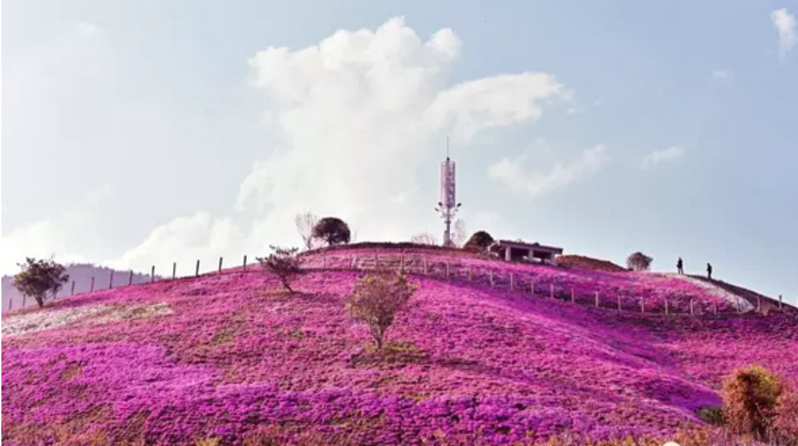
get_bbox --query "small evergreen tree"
[12,257,70,308]
[257,246,303,293]
[345,272,416,350]
[626,252,653,272]
[312,217,351,246]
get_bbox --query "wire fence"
[3,251,791,317]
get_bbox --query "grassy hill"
[2,245,797,445]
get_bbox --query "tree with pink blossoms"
[345,272,416,350]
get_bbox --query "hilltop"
[2,244,797,445]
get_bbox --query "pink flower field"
[3,246,797,445]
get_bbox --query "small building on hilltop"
[489,239,564,265]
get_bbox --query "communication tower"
[435,137,461,247]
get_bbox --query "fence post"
[129,270,133,286]
[665,299,669,315]
[71,280,76,296]
[8,298,12,311]
[22,295,26,307]
[571,288,575,303]
[423,256,428,274]
[490,270,494,288]
[617,295,621,311]
[109,271,114,289]
[400,254,405,273]
[172,262,177,280]
[350,256,354,270]
[91,276,95,292]
[196,260,200,277]
[446,262,450,279]
[218,257,223,274]
[550,284,554,299]
[374,251,379,271]
[690,299,694,316]
[713,298,718,315]
[779,295,783,312]
[641,297,645,313]
[530,280,535,294]
[151,266,155,283]
[595,292,599,308]
[510,273,514,291]
[322,252,327,268]
[468,267,472,281]
[243,255,248,271]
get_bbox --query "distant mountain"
[2,264,154,312]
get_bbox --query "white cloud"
[642,146,685,170]
[0,186,110,275]
[488,145,610,198]
[101,17,570,272]
[711,70,733,82]
[771,8,796,58]
[77,22,99,36]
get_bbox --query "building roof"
[490,239,564,253]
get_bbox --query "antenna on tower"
[436,136,460,247]
[446,135,450,159]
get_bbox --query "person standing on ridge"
[707,263,713,280]
[677,257,684,275]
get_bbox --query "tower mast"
[436,136,461,247]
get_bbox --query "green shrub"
[463,231,494,252]
[697,405,725,425]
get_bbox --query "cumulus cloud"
[642,146,685,170]
[772,8,796,58]
[77,22,99,36]
[488,145,609,198]
[101,17,571,272]
[0,186,110,275]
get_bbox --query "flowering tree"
[626,252,653,272]
[13,257,70,308]
[257,246,303,293]
[345,272,416,350]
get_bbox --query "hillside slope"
[2,247,797,445]
[2,264,154,312]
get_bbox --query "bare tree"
[451,219,467,248]
[345,272,417,350]
[295,212,320,251]
[410,233,437,246]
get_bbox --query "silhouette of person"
[707,263,712,280]
[677,257,683,275]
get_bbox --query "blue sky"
[2,1,797,304]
